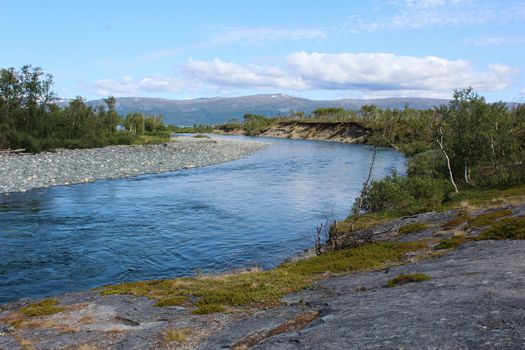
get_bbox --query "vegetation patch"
[20,299,64,317]
[154,296,188,307]
[165,328,193,343]
[192,134,209,138]
[398,222,428,235]
[101,241,428,314]
[442,210,471,230]
[478,215,525,240]
[386,273,431,287]
[435,235,474,250]
[467,209,513,228]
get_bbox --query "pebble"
[0,137,267,194]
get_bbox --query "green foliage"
[408,150,447,179]
[101,241,427,314]
[478,215,525,240]
[358,173,453,215]
[398,222,428,235]
[386,273,431,287]
[169,124,214,133]
[243,113,275,136]
[20,299,64,317]
[0,66,171,152]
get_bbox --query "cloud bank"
[93,52,518,98]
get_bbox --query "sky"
[1,0,524,102]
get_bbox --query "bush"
[408,150,447,178]
[359,173,453,215]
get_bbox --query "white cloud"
[350,0,521,32]
[285,52,517,92]
[91,52,519,98]
[139,76,184,92]
[185,58,307,90]
[208,26,326,46]
[93,76,139,97]
[465,36,525,46]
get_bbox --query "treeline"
[221,89,525,215]
[0,66,169,153]
[355,89,525,216]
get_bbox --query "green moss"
[478,215,525,240]
[154,296,188,307]
[101,241,428,314]
[20,299,64,317]
[435,235,474,250]
[281,241,428,276]
[398,222,428,235]
[387,273,431,287]
[467,209,513,228]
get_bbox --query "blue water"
[0,136,405,303]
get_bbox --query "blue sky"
[1,0,524,101]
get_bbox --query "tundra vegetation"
[0,66,171,152]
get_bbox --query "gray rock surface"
[202,240,525,349]
[0,137,267,194]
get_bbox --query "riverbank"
[214,121,372,144]
[0,137,267,194]
[1,193,524,349]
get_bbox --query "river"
[0,136,405,303]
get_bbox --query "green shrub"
[478,216,525,240]
[359,174,452,215]
[408,150,447,178]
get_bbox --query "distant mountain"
[65,94,450,125]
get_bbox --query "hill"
[74,94,448,125]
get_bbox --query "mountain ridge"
[62,94,450,125]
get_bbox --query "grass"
[467,209,513,228]
[20,299,64,317]
[435,235,474,250]
[478,215,525,240]
[398,222,428,235]
[386,273,431,287]
[101,241,428,314]
[165,328,193,343]
[193,134,209,138]
[338,211,402,232]
[444,184,525,208]
[134,132,171,145]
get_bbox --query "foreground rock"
[1,201,524,349]
[0,137,267,194]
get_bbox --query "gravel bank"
[0,137,267,194]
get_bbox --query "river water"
[0,136,405,303]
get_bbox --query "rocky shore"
[1,198,524,349]
[0,137,267,194]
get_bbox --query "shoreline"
[0,137,268,194]
[1,198,524,349]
